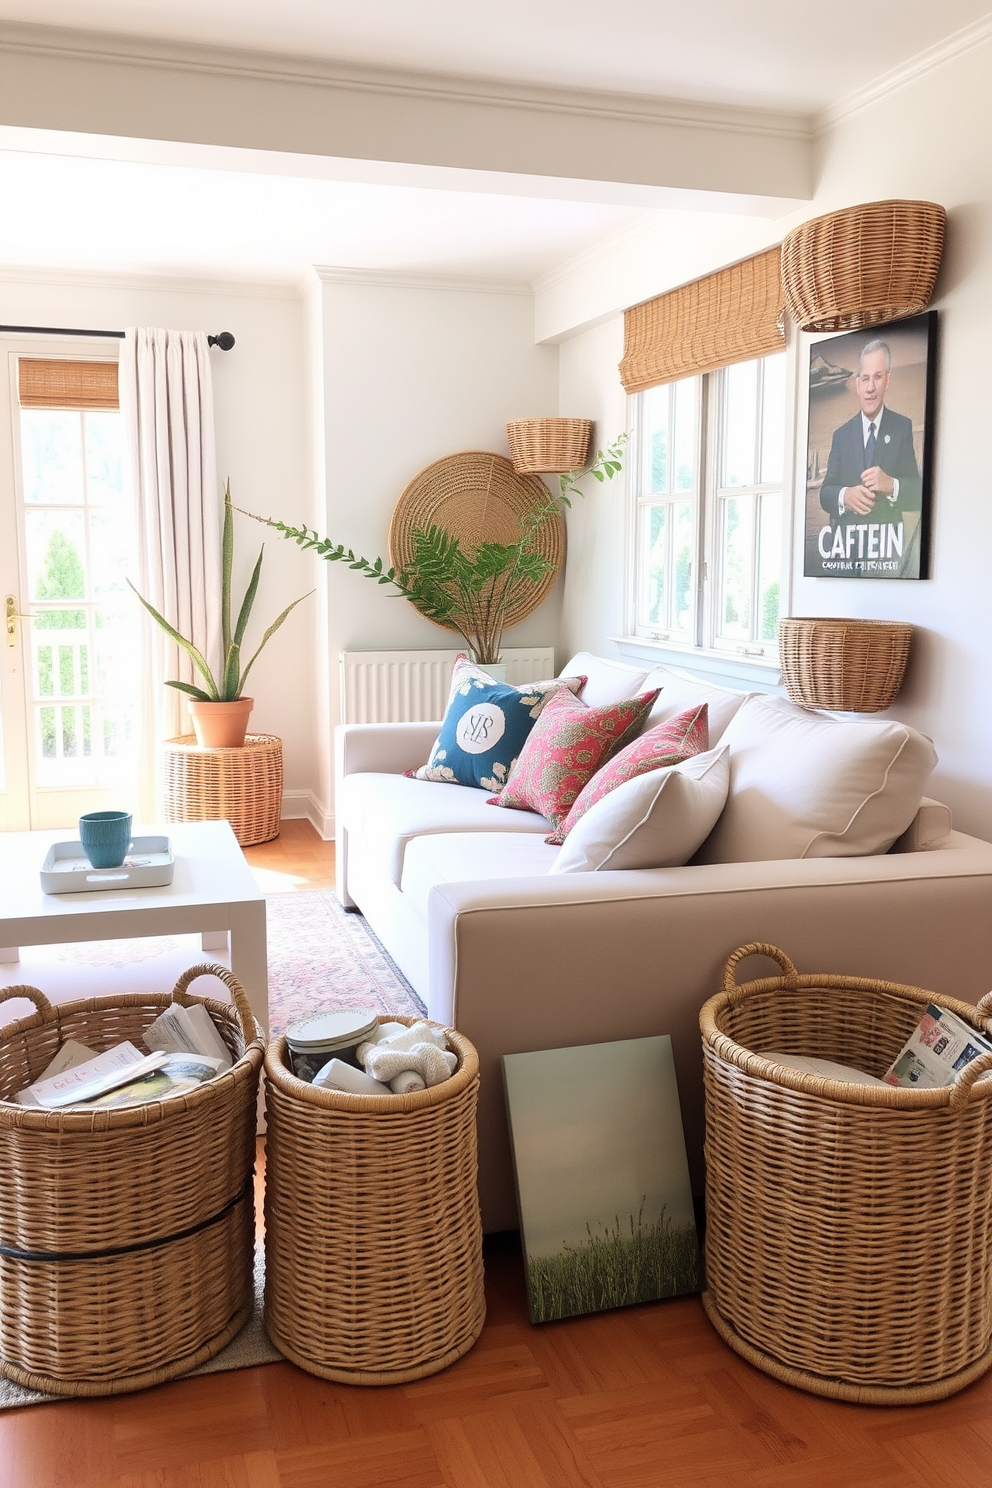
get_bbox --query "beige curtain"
[119,328,221,818]
[619,246,785,393]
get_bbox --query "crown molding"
[0,261,303,298]
[314,266,532,295]
[815,11,992,132]
[0,20,811,143]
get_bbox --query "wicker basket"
[0,965,264,1397]
[263,1016,485,1384]
[506,418,593,474]
[162,732,283,845]
[778,616,912,712]
[700,943,992,1405]
[781,199,946,332]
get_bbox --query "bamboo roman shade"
[17,358,119,410]
[619,246,785,393]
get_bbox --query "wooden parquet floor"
[3,823,991,1485]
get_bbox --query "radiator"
[339,647,556,724]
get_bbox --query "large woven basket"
[263,1016,485,1385]
[781,199,945,332]
[778,616,912,712]
[506,418,592,474]
[700,943,992,1405]
[0,965,264,1396]
[162,732,283,845]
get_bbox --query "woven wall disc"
[387,451,564,631]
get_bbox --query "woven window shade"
[619,246,785,393]
[18,358,119,410]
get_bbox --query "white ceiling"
[0,2,988,284]
[2,0,991,113]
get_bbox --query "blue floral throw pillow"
[408,656,586,791]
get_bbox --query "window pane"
[20,410,84,505]
[639,504,667,628]
[722,361,758,487]
[718,495,754,640]
[90,510,135,600]
[758,491,782,641]
[673,502,694,634]
[760,354,786,484]
[673,379,697,491]
[25,511,87,603]
[84,412,126,507]
[642,386,669,494]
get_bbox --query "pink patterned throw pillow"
[545,704,709,845]
[487,687,661,829]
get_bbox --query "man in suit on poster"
[819,339,922,525]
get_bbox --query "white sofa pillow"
[550,747,730,873]
[694,694,938,864]
[558,652,649,708]
[641,664,752,745]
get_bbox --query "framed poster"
[502,1035,702,1324]
[803,311,937,580]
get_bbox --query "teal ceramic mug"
[78,811,133,870]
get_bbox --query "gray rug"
[0,1245,280,1411]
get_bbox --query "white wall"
[0,270,316,811]
[314,272,558,828]
[544,35,992,840]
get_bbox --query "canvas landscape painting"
[502,1035,702,1324]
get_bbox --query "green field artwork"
[502,1036,702,1324]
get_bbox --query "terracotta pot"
[187,697,254,749]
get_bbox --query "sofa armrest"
[335,721,441,779]
[891,796,953,852]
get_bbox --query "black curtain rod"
[0,325,235,350]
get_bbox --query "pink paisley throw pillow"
[487,687,660,829]
[546,704,709,845]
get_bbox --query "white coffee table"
[0,820,268,1031]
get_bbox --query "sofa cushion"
[547,704,710,845]
[401,832,559,923]
[641,664,752,745]
[551,747,730,873]
[694,694,938,864]
[558,652,649,707]
[339,772,551,887]
[409,656,585,790]
[487,687,660,830]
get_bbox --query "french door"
[0,341,142,831]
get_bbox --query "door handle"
[5,595,32,648]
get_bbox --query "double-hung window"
[630,352,786,658]
[621,245,789,663]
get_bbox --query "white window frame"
[623,343,796,677]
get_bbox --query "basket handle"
[722,943,798,995]
[949,1049,992,1106]
[973,990,992,1028]
[171,963,259,1042]
[0,984,53,1020]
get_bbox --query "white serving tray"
[40,835,175,894]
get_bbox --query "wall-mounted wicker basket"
[781,200,946,332]
[778,617,912,713]
[506,418,592,474]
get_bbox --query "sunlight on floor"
[246,865,310,894]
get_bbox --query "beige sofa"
[336,654,992,1231]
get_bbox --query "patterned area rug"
[261,890,425,1034]
[0,891,424,1410]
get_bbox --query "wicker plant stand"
[700,944,992,1406]
[162,733,283,846]
[0,965,265,1397]
[263,1016,485,1385]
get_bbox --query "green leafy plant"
[239,435,626,666]
[128,481,312,701]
